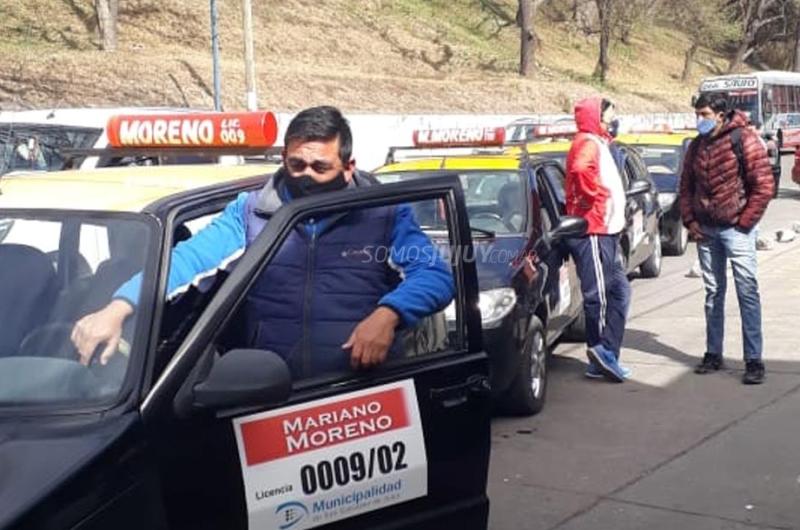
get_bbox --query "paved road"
[488,158,800,529]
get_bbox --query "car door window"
[216,196,463,384]
[540,163,566,215]
[155,201,236,377]
[623,155,638,187]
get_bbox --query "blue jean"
[697,225,763,361]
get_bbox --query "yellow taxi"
[616,129,696,255]
[0,113,500,530]
[375,126,588,416]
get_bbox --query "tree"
[616,0,662,44]
[793,15,800,70]
[519,0,534,75]
[518,0,547,76]
[594,0,614,82]
[476,0,547,76]
[671,0,739,81]
[95,0,119,52]
[727,0,790,72]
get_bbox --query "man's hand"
[71,300,133,366]
[688,221,705,242]
[343,307,400,370]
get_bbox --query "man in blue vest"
[71,106,455,377]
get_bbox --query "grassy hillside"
[0,0,730,113]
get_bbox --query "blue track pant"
[565,233,631,356]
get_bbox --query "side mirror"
[193,349,291,413]
[626,179,651,198]
[548,215,588,241]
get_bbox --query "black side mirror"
[626,179,651,198]
[548,215,588,241]
[193,349,291,414]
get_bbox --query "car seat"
[0,244,58,357]
[49,224,148,323]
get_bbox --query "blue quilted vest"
[242,170,401,377]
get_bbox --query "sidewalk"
[488,225,800,529]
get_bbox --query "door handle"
[430,374,491,408]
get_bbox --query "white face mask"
[601,105,616,126]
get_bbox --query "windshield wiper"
[469,226,495,238]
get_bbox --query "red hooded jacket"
[565,97,626,235]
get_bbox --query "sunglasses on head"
[286,157,340,174]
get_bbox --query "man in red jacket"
[680,93,774,384]
[564,97,631,383]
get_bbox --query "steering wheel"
[19,322,84,361]
[472,212,517,232]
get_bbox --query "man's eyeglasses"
[286,157,338,174]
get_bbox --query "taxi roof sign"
[106,111,278,149]
[412,127,505,148]
[532,122,578,137]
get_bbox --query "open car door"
[142,175,492,530]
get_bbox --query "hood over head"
[574,96,613,139]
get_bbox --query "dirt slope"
[0,0,729,113]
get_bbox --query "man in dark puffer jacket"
[680,93,774,384]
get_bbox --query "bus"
[697,70,800,152]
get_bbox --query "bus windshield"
[726,92,759,120]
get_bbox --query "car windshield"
[0,123,101,175]
[0,210,156,409]
[506,123,536,142]
[632,144,683,191]
[377,170,526,234]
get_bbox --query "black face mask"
[284,170,348,198]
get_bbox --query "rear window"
[0,124,101,174]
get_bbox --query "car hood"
[0,413,137,528]
[434,236,527,291]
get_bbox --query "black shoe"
[743,361,765,385]
[694,353,723,374]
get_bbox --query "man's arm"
[73,192,251,364]
[678,140,700,230]
[378,204,455,328]
[115,192,251,305]
[738,129,775,230]
[344,203,454,369]
[570,138,608,220]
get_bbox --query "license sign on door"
[233,379,428,530]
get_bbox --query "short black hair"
[694,93,728,114]
[284,106,353,164]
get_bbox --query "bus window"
[727,91,759,119]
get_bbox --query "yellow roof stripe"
[0,164,279,212]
